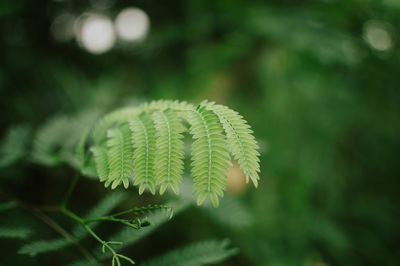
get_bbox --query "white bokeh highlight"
[363,20,393,52]
[115,8,149,42]
[78,14,116,54]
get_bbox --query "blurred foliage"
[1,0,400,265]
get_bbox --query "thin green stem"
[61,172,80,208]
[60,206,134,264]
[35,210,97,263]
[60,206,84,223]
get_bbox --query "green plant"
[0,99,259,265]
[86,99,260,207]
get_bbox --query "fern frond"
[95,199,191,259]
[90,145,109,182]
[188,105,231,207]
[208,102,260,187]
[0,227,32,239]
[32,110,99,167]
[153,109,185,194]
[130,114,157,194]
[32,114,70,166]
[110,204,173,218]
[19,239,71,256]
[106,124,134,189]
[85,99,260,206]
[92,107,140,144]
[140,239,238,266]
[142,99,194,112]
[0,124,30,167]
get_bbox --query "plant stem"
[60,207,122,260]
[60,206,84,223]
[61,172,80,208]
[35,210,97,263]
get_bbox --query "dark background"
[0,0,399,265]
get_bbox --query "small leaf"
[140,239,238,266]
[0,227,32,239]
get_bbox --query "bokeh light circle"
[115,8,149,42]
[79,14,116,54]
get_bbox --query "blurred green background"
[1,0,399,265]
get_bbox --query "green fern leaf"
[95,199,191,259]
[32,114,70,166]
[32,110,99,167]
[0,227,32,239]
[142,99,194,112]
[92,107,140,144]
[130,114,157,194]
[0,124,30,167]
[153,109,185,194]
[91,145,109,183]
[106,124,134,189]
[208,103,260,187]
[188,106,231,207]
[19,239,71,256]
[85,100,260,206]
[140,239,238,266]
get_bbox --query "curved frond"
[90,145,109,183]
[129,114,156,195]
[152,109,185,194]
[32,110,99,167]
[208,103,260,187]
[142,99,194,112]
[106,124,133,189]
[0,124,30,167]
[32,114,71,166]
[92,107,140,144]
[84,99,260,206]
[188,105,231,207]
[140,239,238,266]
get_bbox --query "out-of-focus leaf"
[0,227,32,239]
[18,239,71,256]
[140,239,238,266]
[201,195,253,229]
[0,124,30,167]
